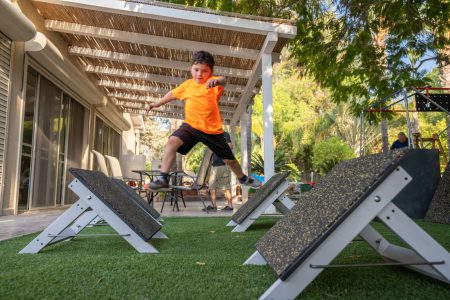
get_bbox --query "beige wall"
[1,41,26,215]
[122,113,139,155]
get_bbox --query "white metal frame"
[20,178,163,254]
[227,180,294,232]
[244,167,450,299]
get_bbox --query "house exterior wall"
[0,0,134,215]
[122,113,136,154]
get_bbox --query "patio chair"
[104,155,144,195]
[92,150,109,175]
[166,148,213,212]
[121,154,148,197]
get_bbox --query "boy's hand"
[205,78,221,89]
[146,102,159,112]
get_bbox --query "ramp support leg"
[361,203,450,283]
[256,167,412,299]
[20,199,90,253]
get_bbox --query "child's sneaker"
[149,178,169,189]
[239,175,262,188]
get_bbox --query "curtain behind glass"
[111,130,121,158]
[65,99,86,204]
[93,116,121,164]
[31,76,62,208]
[19,68,38,209]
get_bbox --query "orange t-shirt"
[171,77,224,134]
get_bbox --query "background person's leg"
[210,189,218,208]
[225,189,232,208]
[207,167,219,209]
[223,159,262,188]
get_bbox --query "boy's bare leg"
[149,136,184,189]
[223,159,262,188]
[160,136,184,173]
[223,159,245,178]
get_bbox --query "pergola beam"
[45,20,261,60]
[123,107,231,125]
[86,65,251,93]
[121,104,233,117]
[122,105,185,115]
[98,80,171,94]
[34,0,297,38]
[107,92,240,105]
[107,92,160,103]
[114,98,236,113]
[69,46,253,79]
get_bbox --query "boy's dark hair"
[192,51,215,70]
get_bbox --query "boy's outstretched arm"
[146,91,177,112]
[205,76,226,89]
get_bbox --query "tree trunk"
[412,112,419,134]
[446,117,450,154]
[381,118,389,153]
[372,17,390,153]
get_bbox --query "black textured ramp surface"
[69,168,161,241]
[231,173,289,224]
[391,149,440,218]
[110,178,161,220]
[255,150,410,280]
[425,163,450,224]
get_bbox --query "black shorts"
[171,123,236,161]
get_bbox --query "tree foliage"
[251,54,333,175]
[140,117,170,166]
[312,136,355,174]
[159,0,294,17]
[291,1,449,108]
[184,143,207,173]
[251,152,301,180]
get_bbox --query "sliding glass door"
[31,76,64,208]
[64,99,87,204]
[19,67,88,210]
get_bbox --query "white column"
[229,126,237,198]
[262,52,275,180]
[240,111,249,174]
[240,111,249,202]
[135,130,140,154]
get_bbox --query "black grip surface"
[69,169,161,241]
[256,150,414,280]
[231,173,289,224]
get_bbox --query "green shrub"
[313,137,355,174]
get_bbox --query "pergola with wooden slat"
[30,0,297,178]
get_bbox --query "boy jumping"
[146,50,262,190]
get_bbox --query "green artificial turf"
[0,217,449,299]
